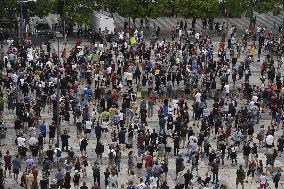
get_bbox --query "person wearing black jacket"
[273,170,281,189]
[92,162,100,186]
[176,155,184,179]
[174,133,180,156]
[208,149,216,166]
[211,160,219,184]
[61,130,70,152]
[94,122,103,141]
[243,142,251,167]
[184,169,193,189]
[160,181,170,189]
[150,129,158,145]
[95,141,104,164]
[80,137,88,156]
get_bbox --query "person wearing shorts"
[4,151,12,177]
[236,165,246,189]
[12,155,21,181]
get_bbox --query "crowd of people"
[0,17,284,189]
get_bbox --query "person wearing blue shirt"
[39,121,47,143]
[84,86,93,100]
[275,112,282,130]
[213,184,220,189]
[126,180,136,189]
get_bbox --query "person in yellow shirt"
[155,68,160,76]
[109,106,118,120]
[127,72,133,86]
[249,46,256,62]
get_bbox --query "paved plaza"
[1,7,284,188]
[0,32,284,189]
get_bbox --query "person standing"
[211,159,219,184]
[277,135,284,157]
[0,122,7,146]
[4,150,12,178]
[259,172,268,189]
[61,130,70,152]
[55,168,64,189]
[95,141,104,164]
[231,145,238,165]
[95,122,103,142]
[39,121,47,143]
[12,155,21,182]
[176,155,184,179]
[73,170,81,189]
[173,133,180,156]
[246,160,256,182]
[63,172,71,189]
[49,123,56,144]
[80,136,88,156]
[236,165,246,189]
[176,171,185,189]
[243,142,251,167]
[273,170,281,189]
[92,162,100,186]
[80,182,88,189]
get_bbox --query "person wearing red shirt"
[4,151,12,178]
[137,133,144,147]
[144,153,153,168]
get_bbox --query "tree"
[117,0,146,21]
[176,0,220,18]
[142,0,170,18]
[96,0,119,16]
[220,0,244,17]
[254,0,282,15]
[27,0,57,18]
[64,0,98,26]
[0,0,17,20]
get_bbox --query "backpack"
[56,149,62,157]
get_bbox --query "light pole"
[56,32,63,147]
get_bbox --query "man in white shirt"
[195,92,201,103]
[11,73,18,88]
[265,133,274,152]
[195,32,200,41]
[248,100,255,111]
[189,135,198,145]
[107,66,112,75]
[85,120,92,138]
[224,84,229,94]
[119,111,124,127]
[17,135,26,148]
[173,98,179,115]
[252,95,258,103]
[28,136,38,147]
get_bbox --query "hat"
[75,170,79,173]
